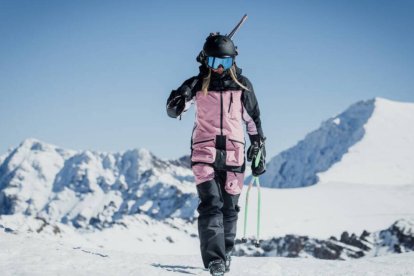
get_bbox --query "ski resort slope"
[1,231,413,276]
[237,182,414,239]
[318,97,414,185]
[260,97,414,188]
[237,97,414,239]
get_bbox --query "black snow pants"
[195,170,241,268]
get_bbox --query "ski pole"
[253,149,262,247]
[255,176,262,246]
[242,149,262,246]
[242,179,253,242]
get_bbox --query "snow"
[318,97,414,185]
[0,138,198,228]
[332,117,341,125]
[237,181,414,239]
[259,97,414,188]
[0,138,75,215]
[238,97,414,238]
[0,212,199,255]
[1,231,414,276]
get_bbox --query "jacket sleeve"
[166,76,198,118]
[241,76,265,143]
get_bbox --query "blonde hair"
[202,68,211,95]
[201,64,250,95]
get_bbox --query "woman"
[166,32,266,276]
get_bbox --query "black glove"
[166,85,192,118]
[247,135,266,176]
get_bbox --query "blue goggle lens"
[207,56,233,70]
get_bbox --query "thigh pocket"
[191,138,216,164]
[225,171,244,195]
[226,138,245,167]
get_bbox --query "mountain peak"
[319,97,414,185]
[259,97,414,188]
[372,97,414,108]
[19,137,50,150]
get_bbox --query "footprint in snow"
[151,263,206,275]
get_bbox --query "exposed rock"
[235,219,414,260]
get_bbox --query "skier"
[166,30,266,275]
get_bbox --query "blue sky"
[1,0,413,159]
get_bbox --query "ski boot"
[225,252,232,272]
[208,259,226,276]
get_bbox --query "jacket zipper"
[228,92,233,114]
[220,91,223,136]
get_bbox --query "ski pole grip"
[254,148,262,168]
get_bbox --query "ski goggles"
[206,56,234,70]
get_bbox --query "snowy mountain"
[0,138,198,230]
[1,97,414,263]
[258,97,414,188]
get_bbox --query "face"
[212,66,224,74]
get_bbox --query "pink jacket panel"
[191,90,246,167]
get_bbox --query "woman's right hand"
[166,86,193,118]
[247,136,266,176]
[173,84,192,101]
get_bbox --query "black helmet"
[196,32,238,65]
[203,32,237,57]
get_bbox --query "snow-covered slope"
[236,182,414,239]
[239,98,414,240]
[318,98,414,185]
[1,229,414,276]
[260,97,414,188]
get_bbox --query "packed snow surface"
[1,232,414,276]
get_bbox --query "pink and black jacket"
[167,65,265,175]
